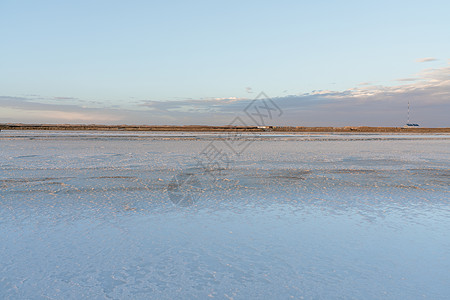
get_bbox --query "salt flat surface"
[1,131,449,299]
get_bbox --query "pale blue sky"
[1,0,449,125]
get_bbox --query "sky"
[1,0,449,126]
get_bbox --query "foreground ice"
[1,131,449,299]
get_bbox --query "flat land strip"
[1,124,449,133]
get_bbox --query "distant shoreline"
[1,124,449,133]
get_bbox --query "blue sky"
[1,0,449,126]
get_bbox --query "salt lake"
[1,131,449,299]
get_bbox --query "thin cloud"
[416,57,438,63]
[53,96,78,100]
[0,96,125,124]
[396,78,418,82]
[28,110,121,122]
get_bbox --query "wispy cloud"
[53,96,79,100]
[416,57,438,63]
[396,78,418,82]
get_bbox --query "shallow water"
[1,131,449,299]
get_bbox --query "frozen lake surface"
[1,131,449,299]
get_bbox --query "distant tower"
[407,100,410,124]
[403,100,419,128]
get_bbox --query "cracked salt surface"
[1,131,449,299]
